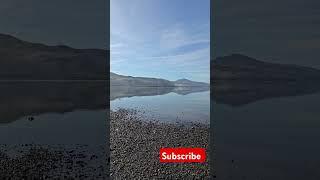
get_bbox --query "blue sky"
[111,0,210,83]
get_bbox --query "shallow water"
[110,86,210,124]
[214,92,320,179]
[0,82,108,178]
[0,82,107,144]
[0,110,106,145]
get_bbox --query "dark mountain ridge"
[212,54,320,81]
[211,54,320,106]
[0,33,108,80]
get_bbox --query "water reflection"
[212,80,320,106]
[212,81,320,179]
[0,82,108,178]
[111,86,210,124]
[111,85,209,101]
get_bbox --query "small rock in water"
[28,116,34,121]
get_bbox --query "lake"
[213,83,320,179]
[0,82,107,144]
[0,82,108,178]
[110,86,210,124]
[5,81,320,179]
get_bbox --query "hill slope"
[211,54,320,106]
[212,54,320,81]
[0,33,108,80]
[110,72,209,87]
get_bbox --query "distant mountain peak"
[0,33,18,39]
[110,72,209,87]
[0,33,25,45]
[214,54,263,65]
[230,53,250,58]
[175,78,192,82]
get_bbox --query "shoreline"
[110,109,210,179]
[0,144,108,179]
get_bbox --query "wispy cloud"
[160,23,209,50]
[110,0,210,82]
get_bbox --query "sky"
[0,0,108,49]
[111,0,210,83]
[213,0,320,69]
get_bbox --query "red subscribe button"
[160,148,206,163]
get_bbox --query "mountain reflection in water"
[110,85,210,101]
[0,82,107,124]
[0,81,108,178]
[211,80,320,179]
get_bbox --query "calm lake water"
[0,110,106,144]
[4,81,320,178]
[0,82,108,177]
[110,86,210,124]
[0,82,107,145]
[214,92,320,179]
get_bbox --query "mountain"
[211,54,320,106]
[174,79,209,87]
[212,54,320,81]
[110,72,173,86]
[0,33,108,80]
[110,72,209,87]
